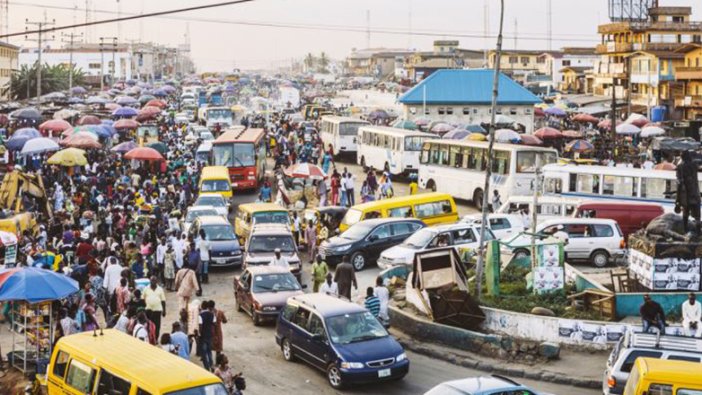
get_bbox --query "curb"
[397,337,602,390]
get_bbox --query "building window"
[409,107,416,115]
[446,107,453,115]
[508,56,518,64]
[536,57,546,64]
[562,60,571,66]
[424,107,430,115]
[495,107,503,114]
[473,108,479,114]
[524,108,532,115]
[462,107,470,115]
[437,107,445,115]
[509,108,518,115]
[520,56,529,64]
[88,63,101,69]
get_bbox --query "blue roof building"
[398,69,542,133]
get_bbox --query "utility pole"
[100,36,117,89]
[365,10,371,49]
[25,17,55,99]
[483,0,489,67]
[61,31,83,92]
[513,18,518,49]
[611,77,617,138]
[547,0,553,51]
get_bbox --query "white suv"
[502,218,625,268]
[377,223,494,270]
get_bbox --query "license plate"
[214,258,228,264]
[378,369,391,378]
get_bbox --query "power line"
[0,0,255,39]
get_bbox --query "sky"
[4,0,700,71]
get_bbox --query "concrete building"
[404,44,484,82]
[398,69,542,133]
[0,41,19,100]
[345,48,412,76]
[673,43,702,119]
[488,49,562,84]
[553,47,598,90]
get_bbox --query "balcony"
[596,42,690,54]
[596,43,632,54]
[592,62,627,78]
[675,95,702,107]
[598,21,702,34]
[675,66,702,80]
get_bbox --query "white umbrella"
[616,123,641,135]
[640,125,665,138]
[20,137,60,155]
[493,129,522,143]
[53,109,79,120]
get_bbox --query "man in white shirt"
[682,292,702,338]
[344,173,356,206]
[320,273,338,296]
[197,229,211,283]
[103,256,123,314]
[156,238,167,280]
[374,276,390,322]
[269,248,290,269]
[642,159,654,170]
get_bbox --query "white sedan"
[193,194,229,217]
[461,213,527,240]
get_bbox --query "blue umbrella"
[115,96,138,106]
[0,267,79,303]
[86,96,108,105]
[162,85,176,93]
[67,97,84,104]
[70,86,87,94]
[545,107,567,117]
[152,88,168,97]
[101,124,117,136]
[101,119,114,126]
[126,79,137,86]
[465,124,487,134]
[112,107,138,118]
[77,125,112,138]
[443,129,471,140]
[5,133,37,150]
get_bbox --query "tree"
[318,52,330,73]
[1,63,86,100]
[303,53,316,72]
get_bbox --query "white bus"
[541,163,696,211]
[319,116,369,157]
[357,126,435,175]
[418,140,558,209]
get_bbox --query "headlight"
[334,244,352,252]
[396,352,407,362]
[340,362,364,369]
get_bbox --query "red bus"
[211,127,266,190]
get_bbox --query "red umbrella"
[124,147,165,162]
[77,115,101,125]
[113,119,139,129]
[562,130,584,139]
[534,107,545,117]
[61,134,102,149]
[573,113,599,123]
[520,134,543,146]
[139,106,162,115]
[534,127,563,140]
[630,118,649,128]
[145,99,167,109]
[597,119,622,129]
[283,163,326,179]
[105,103,121,111]
[39,119,72,134]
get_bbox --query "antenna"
[513,18,517,50]
[365,9,370,49]
[547,0,552,51]
[0,0,8,37]
[483,0,489,67]
[407,0,412,49]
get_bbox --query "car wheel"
[513,249,530,260]
[426,180,437,192]
[591,250,609,268]
[252,312,262,326]
[473,189,484,210]
[327,363,343,389]
[351,252,366,271]
[282,338,295,362]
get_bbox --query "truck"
[198,106,233,130]
[277,86,300,110]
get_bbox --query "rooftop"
[648,6,692,16]
[399,69,542,105]
[289,293,366,317]
[0,41,20,50]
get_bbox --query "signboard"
[5,244,16,267]
[533,243,565,294]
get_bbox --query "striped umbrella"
[565,139,594,153]
[284,163,327,179]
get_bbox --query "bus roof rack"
[625,331,702,354]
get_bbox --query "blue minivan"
[275,293,409,389]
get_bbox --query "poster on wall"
[558,320,625,344]
[629,249,701,291]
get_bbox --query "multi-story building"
[673,43,702,119]
[488,49,562,84]
[345,48,412,76]
[0,41,19,100]
[404,41,483,82]
[554,47,598,91]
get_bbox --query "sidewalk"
[390,328,607,390]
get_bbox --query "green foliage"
[1,63,86,100]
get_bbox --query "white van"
[195,142,212,164]
[496,195,582,225]
[461,213,527,240]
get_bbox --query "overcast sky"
[5,0,700,71]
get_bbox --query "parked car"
[193,193,230,217]
[275,293,409,389]
[461,213,527,240]
[501,218,626,267]
[574,202,664,239]
[233,265,303,326]
[496,195,582,225]
[377,223,493,270]
[425,375,551,395]
[182,206,219,234]
[200,131,215,141]
[319,218,425,270]
[603,331,702,395]
[244,224,302,281]
[188,215,242,267]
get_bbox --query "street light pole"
[25,18,55,98]
[61,31,83,92]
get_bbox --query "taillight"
[607,376,616,388]
[620,238,626,249]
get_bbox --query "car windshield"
[326,311,388,344]
[201,180,230,192]
[202,224,236,241]
[341,209,363,227]
[165,383,229,395]
[252,273,301,293]
[340,222,374,241]
[248,235,295,253]
[195,196,225,207]
[201,132,214,140]
[401,228,435,249]
[252,211,289,225]
[186,209,218,222]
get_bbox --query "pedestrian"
[164,244,176,291]
[311,255,329,292]
[640,294,666,334]
[198,229,211,284]
[344,172,355,206]
[319,272,338,296]
[212,300,228,359]
[269,248,290,269]
[115,277,131,315]
[214,354,237,393]
[156,238,167,283]
[102,256,122,313]
[491,190,502,212]
[170,321,191,360]
[333,256,358,300]
[305,220,317,262]
[291,213,301,246]
[317,179,328,207]
[197,300,216,371]
[408,175,418,195]
[330,169,340,206]
[364,287,380,317]
[160,333,177,354]
[374,276,390,323]
[142,276,166,339]
[132,311,150,343]
[175,264,199,311]
[682,292,702,338]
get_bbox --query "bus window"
[65,359,96,394]
[388,206,413,218]
[545,178,562,194]
[603,175,636,197]
[450,146,462,168]
[575,174,599,194]
[52,351,70,378]
[516,151,557,173]
[641,178,674,199]
[493,150,510,175]
[97,369,132,395]
[430,144,441,164]
[439,146,449,165]
[420,144,430,164]
[405,136,424,151]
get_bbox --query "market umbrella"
[140,106,162,116]
[494,129,521,143]
[61,133,102,149]
[138,94,156,105]
[534,127,563,140]
[284,162,327,179]
[0,267,79,303]
[494,114,517,127]
[115,96,138,106]
[53,109,79,120]
[42,91,66,101]
[640,125,665,138]
[77,115,101,125]
[393,119,418,130]
[67,97,84,104]
[113,119,139,129]
[616,123,641,135]
[520,134,543,146]
[534,107,545,117]
[565,139,594,153]
[20,137,60,155]
[136,113,158,123]
[597,119,621,129]
[145,99,167,109]
[104,103,121,111]
[573,113,599,123]
[654,162,676,170]
[414,117,431,127]
[76,125,112,139]
[467,133,487,141]
[465,124,487,134]
[6,132,39,151]
[430,122,454,134]
[368,109,389,121]
[152,88,168,97]
[45,148,87,167]
[146,142,168,155]
[545,107,567,117]
[11,107,43,124]
[70,86,87,95]
[86,96,108,105]
[442,129,471,140]
[124,147,165,161]
[162,85,176,93]
[111,141,138,153]
[112,107,138,118]
[562,130,584,139]
[39,119,72,134]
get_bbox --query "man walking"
[197,300,216,371]
[142,276,166,339]
[334,256,357,300]
[175,264,199,311]
[170,321,190,360]
[311,255,328,292]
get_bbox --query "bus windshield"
[201,180,230,192]
[207,109,232,119]
[516,151,557,173]
[405,136,425,151]
[213,143,255,168]
[339,122,365,136]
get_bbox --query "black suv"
[318,218,425,270]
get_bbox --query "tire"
[591,250,610,268]
[351,251,367,271]
[282,338,296,362]
[426,180,437,192]
[252,312,262,326]
[513,249,530,260]
[473,189,484,210]
[327,363,344,389]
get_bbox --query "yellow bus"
[339,192,458,232]
[234,202,290,243]
[200,166,233,199]
[624,357,702,395]
[47,330,225,395]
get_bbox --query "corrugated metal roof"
[399,69,542,105]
